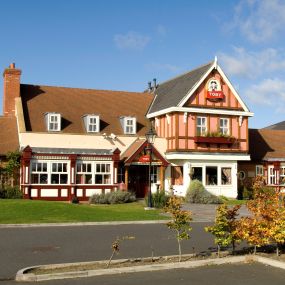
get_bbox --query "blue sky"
[0,0,284,128]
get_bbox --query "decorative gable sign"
[206,78,224,101]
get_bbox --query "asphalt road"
[0,222,215,281]
[3,263,285,285]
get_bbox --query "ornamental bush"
[0,186,23,199]
[185,180,223,204]
[89,190,136,204]
[145,190,170,208]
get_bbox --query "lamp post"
[145,125,157,208]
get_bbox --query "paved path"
[183,203,250,222]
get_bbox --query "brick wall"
[3,63,21,116]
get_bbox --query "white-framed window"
[221,167,232,185]
[86,115,100,133]
[280,166,285,184]
[94,163,112,184]
[76,162,92,184]
[206,166,217,185]
[124,117,136,134]
[46,113,61,132]
[256,165,264,176]
[220,118,229,135]
[151,166,158,184]
[31,162,48,184]
[268,166,277,185]
[196,116,207,136]
[30,160,69,185]
[51,162,68,184]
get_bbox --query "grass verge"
[0,200,168,224]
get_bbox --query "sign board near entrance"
[139,155,150,163]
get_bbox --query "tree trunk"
[177,230,182,262]
[232,240,235,253]
[276,244,280,257]
[218,244,221,258]
[253,245,257,255]
[107,250,116,268]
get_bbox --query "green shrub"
[145,190,170,208]
[89,190,136,204]
[0,186,23,199]
[238,186,253,200]
[185,180,223,204]
[71,196,79,204]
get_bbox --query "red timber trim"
[112,148,121,185]
[175,113,179,150]
[124,140,169,167]
[21,146,121,201]
[245,117,249,151]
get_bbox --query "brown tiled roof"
[20,84,154,135]
[0,116,19,155]
[121,139,145,161]
[249,129,285,161]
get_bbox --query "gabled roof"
[121,138,169,166]
[263,121,285,130]
[0,116,19,155]
[147,61,213,114]
[147,58,251,117]
[249,129,285,161]
[20,84,153,136]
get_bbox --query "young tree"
[107,236,135,267]
[205,204,241,257]
[164,196,192,262]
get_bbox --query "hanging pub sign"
[138,154,150,163]
[206,78,224,101]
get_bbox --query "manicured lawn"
[0,200,168,224]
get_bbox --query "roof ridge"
[155,60,214,87]
[20,83,146,95]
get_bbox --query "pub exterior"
[0,58,259,200]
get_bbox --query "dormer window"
[120,116,136,134]
[83,115,100,133]
[45,113,61,132]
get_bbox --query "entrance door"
[128,165,149,198]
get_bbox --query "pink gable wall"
[153,69,249,153]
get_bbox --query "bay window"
[51,162,68,184]
[31,162,48,184]
[76,162,92,184]
[95,163,111,184]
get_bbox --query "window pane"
[60,174,68,184]
[31,174,39,184]
[51,174,59,184]
[192,167,202,182]
[95,174,103,184]
[171,166,183,185]
[40,174,48,184]
[206,167,217,185]
[32,163,36,172]
[52,163,57,172]
[58,163,62,172]
[96,164,100,172]
[221,168,231,185]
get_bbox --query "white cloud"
[231,0,285,43]
[218,47,285,78]
[145,62,182,74]
[114,31,150,50]
[156,25,167,37]
[245,78,285,106]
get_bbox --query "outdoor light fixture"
[145,125,157,208]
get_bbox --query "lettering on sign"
[206,78,224,101]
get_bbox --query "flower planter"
[194,136,235,145]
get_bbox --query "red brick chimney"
[3,63,22,116]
